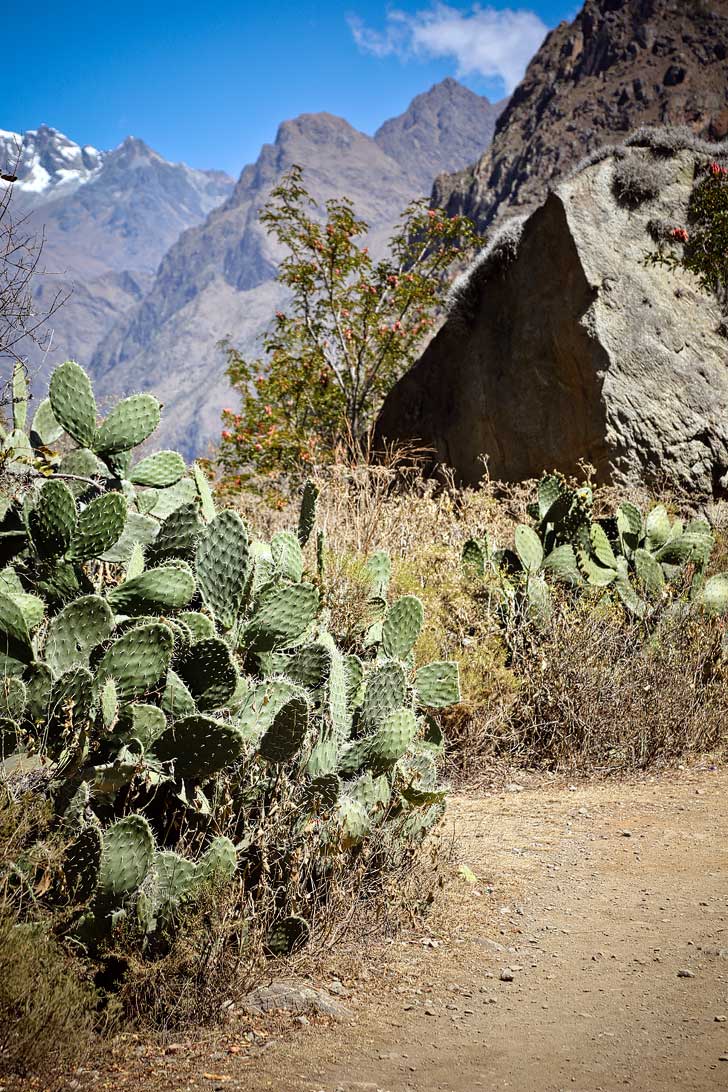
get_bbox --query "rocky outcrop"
[375,137,728,496]
[432,0,728,231]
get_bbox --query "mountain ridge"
[86,79,503,455]
[431,0,728,230]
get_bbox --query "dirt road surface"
[80,769,728,1092]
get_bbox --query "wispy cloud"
[348,4,548,93]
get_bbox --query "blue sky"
[7,2,574,177]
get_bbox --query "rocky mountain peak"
[433,0,728,230]
[0,124,105,207]
[374,78,506,194]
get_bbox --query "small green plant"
[0,361,458,983]
[219,166,479,488]
[646,159,728,304]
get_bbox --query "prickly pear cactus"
[1,361,458,961]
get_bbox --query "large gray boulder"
[376,134,728,496]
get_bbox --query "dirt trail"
[89,770,728,1092]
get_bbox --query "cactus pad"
[161,668,197,717]
[70,493,127,560]
[176,638,238,711]
[382,596,424,660]
[0,676,26,720]
[197,836,237,884]
[30,397,63,447]
[107,563,196,614]
[271,530,304,582]
[45,595,114,676]
[287,642,331,690]
[192,462,216,523]
[148,476,198,520]
[297,480,319,546]
[147,502,201,563]
[697,573,728,615]
[366,707,418,772]
[129,450,186,488]
[95,394,161,456]
[49,361,98,448]
[95,622,174,700]
[98,815,155,898]
[335,798,371,847]
[62,825,102,904]
[364,550,391,599]
[153,715,245,779]
[415,661,460,708]
[100,511,158,564]
[28,479,77,558]
[514,525,543,573]
[258,695,310,763]
[361,662,407,729]
[265,915,310,956]
[245,582,319,651]
[0,591,34,666]
[196,510,250,628]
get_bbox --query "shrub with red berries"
[219,165,479,492]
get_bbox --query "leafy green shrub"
[0,362,458,987]
[218,166,479,490]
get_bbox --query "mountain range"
[5,0,728,457]
[1,124,234,397]
[3,79,502,452]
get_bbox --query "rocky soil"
[62,767,728,1092]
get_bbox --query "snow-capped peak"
[0,124,106,205]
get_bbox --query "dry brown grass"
[229,463,728,777]
[0,783,101,1083]
[498,594,728,771]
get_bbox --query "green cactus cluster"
[1,361,458,957]
[463,472,728,623]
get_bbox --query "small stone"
[294,1015,309,1026]
[677,969,696,978]
[500,970,514,982]
[424,1007,436,1016]
[328,979,350,997]
[715,1015,726,1023]
[620,830,632,838]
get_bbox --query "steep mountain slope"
[90,80,502,455]
[433,0,728,229]
[374,77,505,195]
[1,126,233,388]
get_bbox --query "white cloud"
[348,4,548,93]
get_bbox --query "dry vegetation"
[0,758,450,1076]
[3,459,727,1080]
[234,462,728,778]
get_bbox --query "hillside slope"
[1,126,233,389]
[433,0,728,229]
